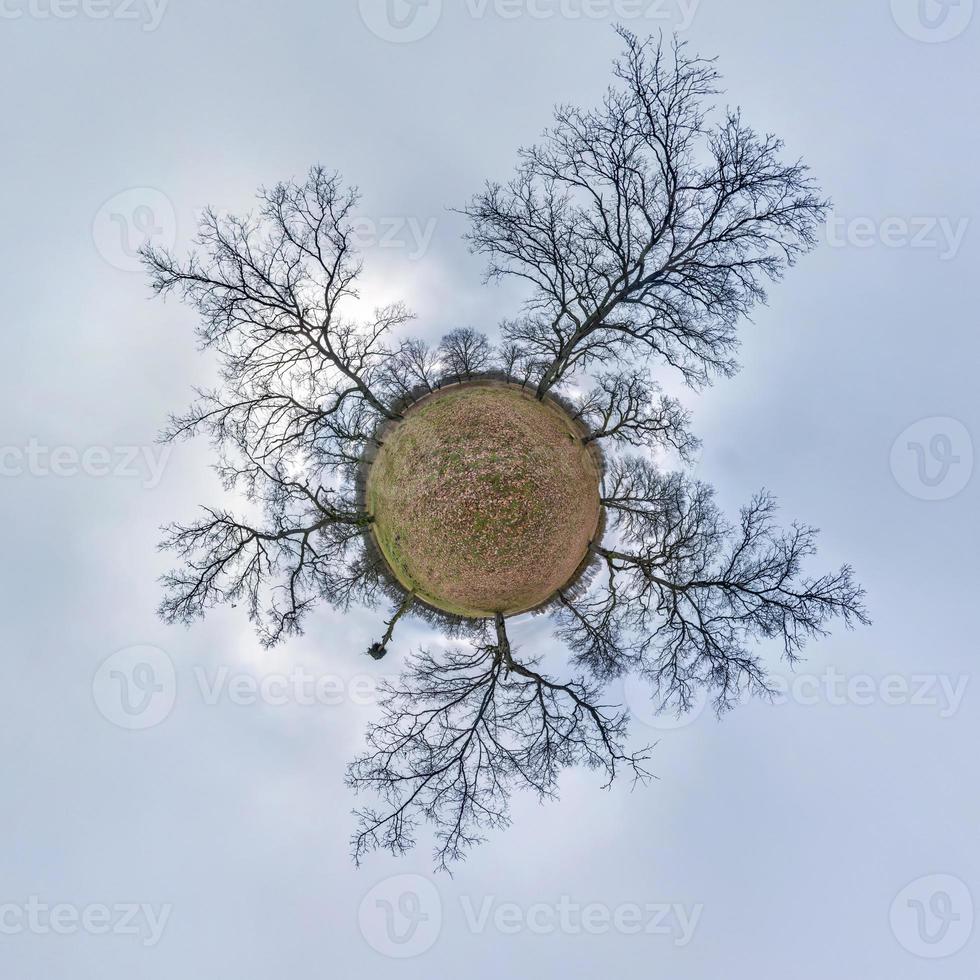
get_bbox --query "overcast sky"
[1,0,978,976]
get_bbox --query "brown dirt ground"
[366,382,602,617]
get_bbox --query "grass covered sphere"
[366,382,602,618]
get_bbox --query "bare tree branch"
[159,475,371,646]
[439,328,494,383]
[348,616,652,871]
[560,468,869,712]
[576,370,699,458]
[462,29,829,398]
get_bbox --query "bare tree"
[144,168,411,645]
[145,167,409,432]
[374,328,496,403]
[438,327,494,383]
[462,27,829,398]
[498,336,539,389]
[145,31,865,872]
[557,458,868,711]
[158,476,372,646]
[348,614,652,870]
[376,337,443,405]
[576,370,699,458]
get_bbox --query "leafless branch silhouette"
[146,30,865,870]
